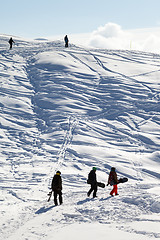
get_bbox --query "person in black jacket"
[51,171,63,206]
[64,35,69,47]
[8,37,15,49]
[87,167,97,198]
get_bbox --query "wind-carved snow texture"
[0,35,160,240]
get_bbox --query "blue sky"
[1,0,160,38]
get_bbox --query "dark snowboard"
[97,182,105,188]
[87,180,105,188]
[118,177,128,184]
[47,191,52,202]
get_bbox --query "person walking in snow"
[87,167,98,198]
[8,37,15,49]
[51,171,63,206]
[107,167,119,196]
[64,35,69,47]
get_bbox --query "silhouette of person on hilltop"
[8,37,15,49]
[64,35,69,47]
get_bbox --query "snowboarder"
[8,37,15,49]
[87,167,98,198]
[51,171,63,206]
[64,35,69,47]
[107,167,119,196]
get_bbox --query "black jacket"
[88,170,97,184]
[9,38,14,44]
[51,174,62,191]
[64,35,68,43]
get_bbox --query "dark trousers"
[87,183,97,198]
[54,190,63,206]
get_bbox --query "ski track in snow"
[0,35,160,239]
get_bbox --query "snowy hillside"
[0,35,160,240]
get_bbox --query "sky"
[1,0,160,38]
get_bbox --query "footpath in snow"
[0,35,160,239]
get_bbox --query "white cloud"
[142,34,160,53]
[88,22,160,54]
[92,22,127,38]
[88,23,132,50]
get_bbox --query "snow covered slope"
[0,35,160,239]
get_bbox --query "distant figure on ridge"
[107,167,119,196]
[64,35,69,47]
[8,37,15,49]
[51,171,63,206]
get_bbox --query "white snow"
[0,34,160,240]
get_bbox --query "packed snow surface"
[0,35,160,239]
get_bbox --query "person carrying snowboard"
[8,37,15,49]
[107,167,119,196]
[51,171,63,206]
[87,167,98,198]
[64,35,69,47]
